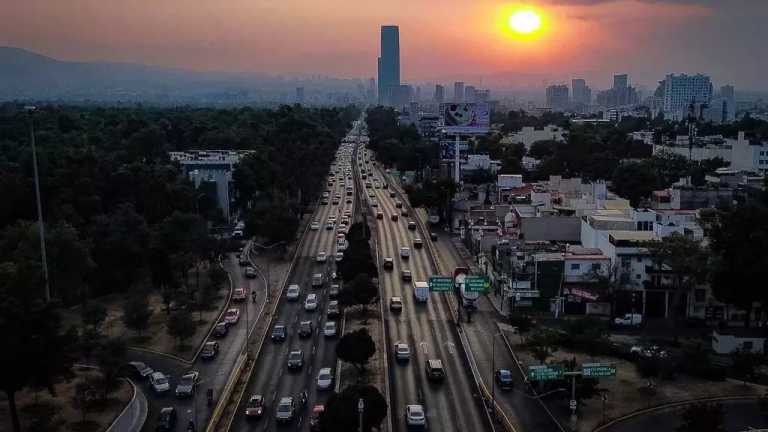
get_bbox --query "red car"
[245,394,265,418]
[233,288,247,302]
[309,404,324,431]
[224,308,240,325]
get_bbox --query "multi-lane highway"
[365,157,491,432]
[230,136,359,431]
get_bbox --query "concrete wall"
[520,216,581,242]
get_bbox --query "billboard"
[439,103,490,134]
[439,139,469,161]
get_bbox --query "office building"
[596,73,639,108]
[367,78,376,102]
[720,85,736,122]
[296,87,305,104]
[454,82,465,102]
[476,89,491,103]
[378,25,400,105]
[465,85,477,102]
[545,85,570,111]
[390,84,413,108]
[571,79,592,106]
[661,74,713,121]
[614,74,628,90]
[434,84,445,103]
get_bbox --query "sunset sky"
[2,0,766,90]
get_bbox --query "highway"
[367,158,491,432]
[134,252,268,432]
[229,140,358,431]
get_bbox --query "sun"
[508,10,542,34]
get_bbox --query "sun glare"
[508,10,541,34]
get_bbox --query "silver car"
[175,370,199,398]
[316,367,334,390]
[276,396,295,423]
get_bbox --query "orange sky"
[2,0,766,89]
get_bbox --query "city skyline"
[1,0,767,90]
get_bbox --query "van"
[425,359,445,381]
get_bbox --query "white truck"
[454,267,479,309]
[413,281,429,303]
[614,313,642,326]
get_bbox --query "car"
[245,394,265,418]
[400,247,410,259]
[394,342,410,362]
[401,270,412,281]
[286,284,301,301]
[150,371,170,393]
[312,273,324,288]
[425,359,445,381]
[413,238,423,248]
[495,369,514,390]
[299,320,313,338]
[224,308,240,324]
[406,404,426,428]
[371,200,378,207]
[391,214,399,221]
[213,321,229,338]
[316,367,334,390]
[390,191,396,198]
[233,287,247,302]
[271,324,286,342]
[175,370,199,398]
[390,296,403,312]
[321,198,329,205]
[316,251,327,263]
[238,255,249,266]
[309,405,325,431]
[156,407,177,431]
[344,210,352,217]
[326,300,340,318]
[333,251,343,262]
[376,211,384,219]
[276,396,296,423]
[325,222,334,230]
[332,199,340,205]
[346,198,353,204]
[310,221,320,230]
[401,208,409,216]
[383,257,394,269]
[430,232,439,241]
[287,350,304,370]
[245,266,257,279]
[328,284,340,298]
[324,321,337,337]
[127,361,154,380]
[200,341,219,360]
[305,293,319,311]
[395,200,403,208]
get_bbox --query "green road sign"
[527,365,565,381]
[582,363,616,378]
[465,276,490,293]
[429,276,453,292]
[390,170,401,177]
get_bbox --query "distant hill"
[0,46,360,105]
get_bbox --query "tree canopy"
[319,384,388,432]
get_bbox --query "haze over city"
[2,0,767,90]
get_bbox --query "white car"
[316,367,334,390]
[316,251,327,263]
[310,221,320,230]
[394,342,411,361]
[150,371,170,393]
[400,247,411,259]
[286,284,301,301]
[335,252,344,262]
[406,404,426,427]
[324,321,337,337]
[305,293,318,311]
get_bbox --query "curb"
[105,378,148,432]
[591,395,760,432]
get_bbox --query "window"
[591,263,601,272]
[570,263,580,271]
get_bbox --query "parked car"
[156,407,177,431]
[390,296,403,312]
[614,313,643,326]
[298,320,313,338]
[233,287,247,302]
[127,361,154,380]
[245,394,265,418]
[286,284,301,301]
[324,321,337,337]
[276,396,296,423]
[213,322,229,338]
[224,308,240,324]
[495,369,514,390]
[394,342,410,362]
[175,370,199,398]
[150,371,171,393]
[287,350,304,370]
[316,368,334,390]
[200,341,219,360]
[271,324,287,342]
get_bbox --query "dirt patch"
[503,329,765,431]
[0,368,132,432]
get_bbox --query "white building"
[653,132,768,173]
[662,73,713,121]
[501,125,567,150]
[461,154,502,174]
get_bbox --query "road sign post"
[582,363,617,378]
[429,276,453,292]
[526,365,565,381]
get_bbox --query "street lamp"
[26,106,51,302]
[490,331,503,421]
[357,398,364,432]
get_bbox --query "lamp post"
[357,398,364,432]
[490,331,502,421]
[26,106,51,302]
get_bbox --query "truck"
[614,313,642,327]
[413,281,429,303]
[454,267,478,309]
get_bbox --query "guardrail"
[105,378,148,432]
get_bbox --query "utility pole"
[358,398,364,432]
[26,106,51,302]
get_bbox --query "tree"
[94,338,127,400]
[731,349,762,385]
[81,301,107,332]
[336,223,377,282]
[167,310,196,346]
[676,402,726,432]
[319,384,388,432]
[526,331,558,364]
[337,329,376,373]
[123,294,152,336]
[528,140,558,160]
[636,357,660,389]
[339,274,378,318]
[611,162,660,206]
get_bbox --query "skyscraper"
[454,82,465,102]
[613,74,628,89]
[378,25,400,105]
[434,84,445,103]
[571,79,591,106]
[661,73,713,121]
[296,87,305,104]
[720,85,736,122]
[464,85,477,103]
[546,85,569,111]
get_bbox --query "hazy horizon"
[2,0,767,91]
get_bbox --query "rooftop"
[608,230,656,242]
